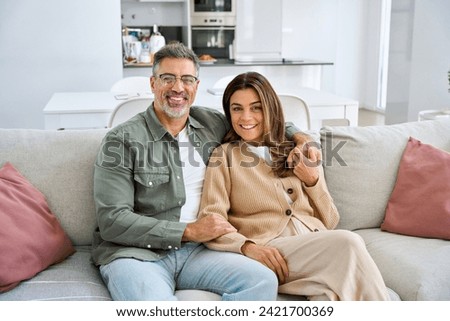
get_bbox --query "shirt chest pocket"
[133,170,170,213]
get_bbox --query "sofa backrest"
[0,128,109,246]
[320,118,450,231]
[3,119,450,244]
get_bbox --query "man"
[92,42,307,300]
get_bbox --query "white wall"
[281,0,384,110]
[2,0,448,128]
[408,0,450,119]
[385,0,450,124]
[334,0,371,106]
[281,0,339,92]
[0,0,123,129]
[283,0,450,121]
[406,0,450,121]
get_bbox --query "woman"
[198,72,389,300]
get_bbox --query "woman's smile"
[230,88,265,143]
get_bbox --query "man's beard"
[160,93,190,119]
[161,102,189,119]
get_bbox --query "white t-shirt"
[177,127,206,223]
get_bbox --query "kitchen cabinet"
[234,0,282,62]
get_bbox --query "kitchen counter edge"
[124,59,333,68]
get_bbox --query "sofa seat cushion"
[355,228,450,301]
[174,290,307,301]
[174,289,399,301]
[0,246,111,301]
[0,243,398,301]
[175,290,222,300]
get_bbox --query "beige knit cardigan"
[198,141,340,254]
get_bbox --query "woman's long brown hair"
[222,72,295,177]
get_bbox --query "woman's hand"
[288,133,321,162]
[288,145,321,187]
[241,242,289,284]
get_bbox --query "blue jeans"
[99,242,278,301]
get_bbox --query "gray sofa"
[0,118,449,301]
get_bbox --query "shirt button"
[178,201,182,205]
[147,244,152,248]
[168,245,172,249]
[148,181,153,186]
[285,209,292,215]
[287,188,293,194]
[176,176,181,179]
[174,247,179,250]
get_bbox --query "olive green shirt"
[91,104,299,265]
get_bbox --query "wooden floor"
[358,108,385,126]
[321,108,385,127]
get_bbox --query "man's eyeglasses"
[156,73,198,87]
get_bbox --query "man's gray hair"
[152,42,200,77]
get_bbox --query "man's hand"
[287,132,321,163]
[241,242,289,284]
[182,214,237,243]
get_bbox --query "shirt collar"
[144,103,205,141]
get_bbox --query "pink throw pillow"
[0,162,75,292]
[381,137,450,240]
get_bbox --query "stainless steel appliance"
[190,0,236,26]
[190,0,236,59]
[191,26,234,59]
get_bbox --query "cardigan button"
[287,188,293,194]
[285,209,292,216]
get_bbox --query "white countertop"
[195,85,358,111]
[43,92,153,114]
[43,87,358,130]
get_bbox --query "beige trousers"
[267,222,389,301]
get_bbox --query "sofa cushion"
[381,137,450,240]
[355,228,450,301]
[0,246,111,301]
[0,162,75,292]
[320,119,450,231]
[0,129,109,246]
